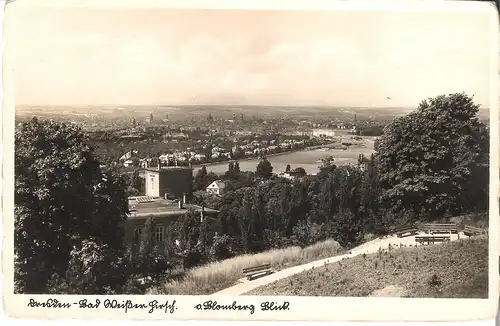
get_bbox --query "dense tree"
[60,238,129,294]
[375,93,489,219]
[194,165,208,191]
[15,118,129,293]
[209,234,236,261]
[256,158,273,179]
[238,188,255,253]
[178,209,202,251]
[361,155,383,233]
[233,161,241,173]
[286,179,311,236]
[224,161,240,181]
[192,190,223,210]
[129,168,145,195]
[329,210,362,248]
[197,219,212,257]
[318,156,336,176]
[133,217,173,280]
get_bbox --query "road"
[212,231,464,296]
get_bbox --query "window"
[155,226,164,243]
[133,228,143,245]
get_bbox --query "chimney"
[200,205,205,223]
[183,193,187,205]
[178,198,183,209]
[164,193,168,200]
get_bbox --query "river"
[195,137,376,175]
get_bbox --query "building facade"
[206,180,227,196]
[144,166,193,200]
[123,196,219,248]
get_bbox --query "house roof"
[127,197,218,220]
[207,180,226,189]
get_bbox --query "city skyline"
[6,5,493,108]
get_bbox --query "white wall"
[145,171,159,197]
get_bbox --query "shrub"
[209,234,237,262]
[292,220,313,248]
[183,249,206,269]
[62,239,129,294]
[263,229,285,250]
[46,274,72,294]
[122,277,149,294]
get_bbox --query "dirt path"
[212,231,464,296]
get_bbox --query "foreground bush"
[46,239,129,294]
[149,239,344,295]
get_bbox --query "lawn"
[149,239,344,295]
[245,237,488,298]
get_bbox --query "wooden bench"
[242,264,273,281]
[463,225,486,237]
[421,223,458,234]
[395,226,418,238]
[415,235,451,245]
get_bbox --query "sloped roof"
[207,180,227,189]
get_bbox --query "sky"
[6,5,494,108]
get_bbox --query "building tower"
[149,112,154,123]
[132,117,136,129]
[144,165,194,200]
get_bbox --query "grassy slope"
[246,237,488,298]
[149,239,344,295]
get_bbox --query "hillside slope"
[150,239,343,295]
[245,237,488,298]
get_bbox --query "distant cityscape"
[15,106,395,169]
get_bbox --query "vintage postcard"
[2,0,499,322]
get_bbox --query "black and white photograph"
[2,0,499,321]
